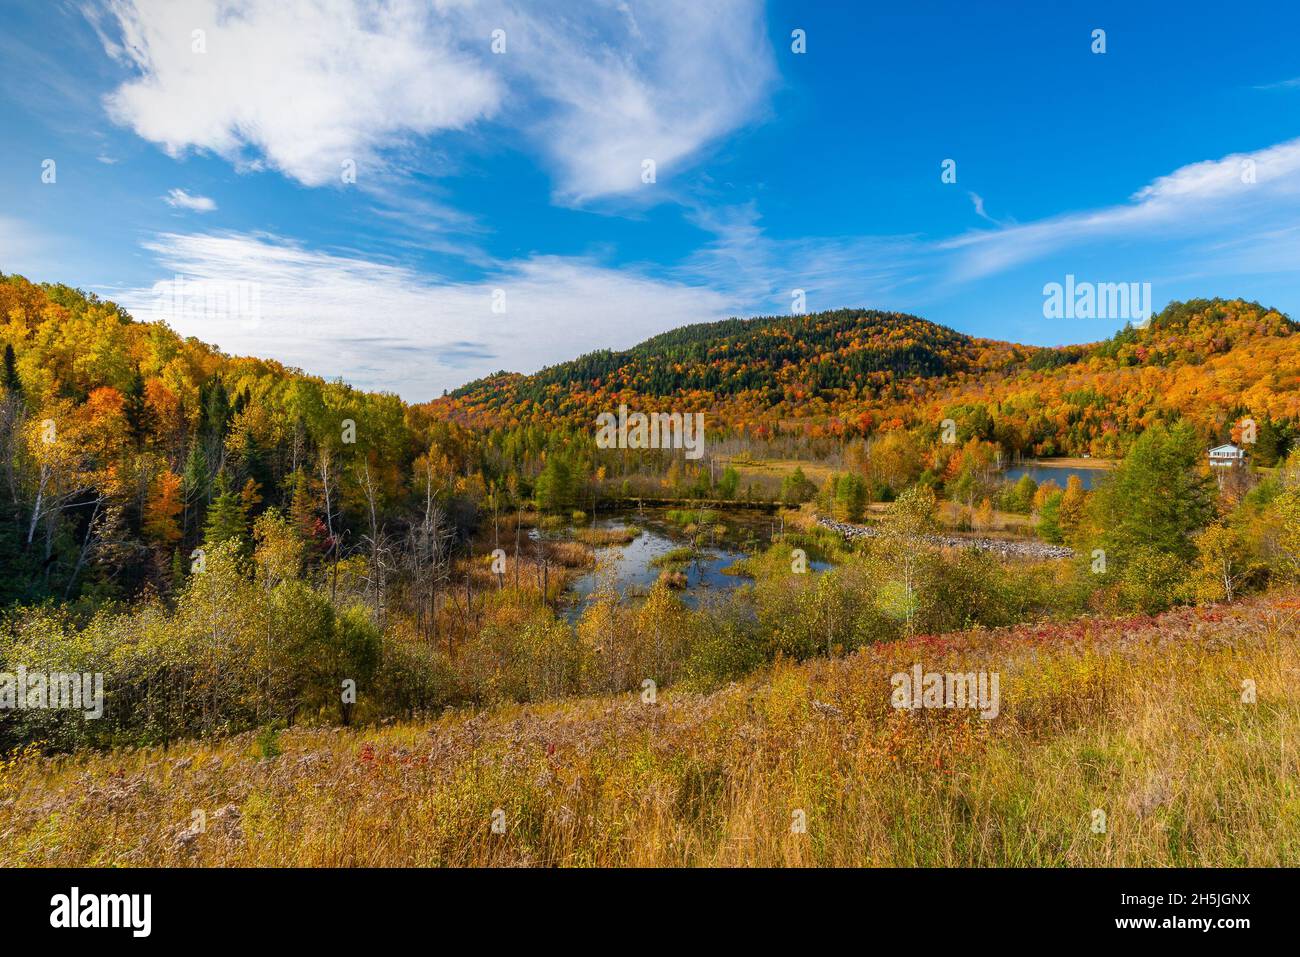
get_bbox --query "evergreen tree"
[535,455,574,512]
[123,368,151,448]
[203,473,248,549]
[1,344,20,395]
[780,466,816,504]
[1037,491,1064,543]
[832,473,868,522]
[1089,422,1213,566]
[236,426,271,496]
[717,465,740,500]
[170,547,185,592]
[182,442,210,538]
[289,469,315,536]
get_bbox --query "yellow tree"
[1057,475,1087,539]
[1192,522,1251,603]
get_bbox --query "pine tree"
[289,469,317,540]
[203,473,248,549]
[182,442,209,500]
[202,377,231,439]
[236,426,271,496]
[833,472,868,522]
[1037,491,1064,543]
[1089,422,1213,566]
[717,465,739,500]
[170,547,185,592]
[535,455,574,512]
[1,344,20,395]
[123,368,151,449]
[182,442,210,538]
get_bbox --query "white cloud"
[682,202,932,316]
[495,0,776,203]
[91,0,773,201]
[111,135,1300,404]
[940,137,1300,281]
[679,137,1300,318]
[118,230,734,399]
[968,191,997,224]
[97,0,502,187]
[1255,76,1300,90]
[164,187,216,212]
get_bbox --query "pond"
[1003,462,1111,490]
[559,507,828,621]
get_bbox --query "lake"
[560,507,828,621]
[1003,462,1111,490]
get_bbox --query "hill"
[430,299,1300,459]
[2,270,1296,611]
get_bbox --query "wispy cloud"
[968,191,998,225]
[492,0,776,204]
[90,0,774,204]
[939,138,1300,281]
[681,202,932,315]
[117,230,734,399]
[679,137,1300,318]
[95,0,502,188]
[164,188,215,212]
[1254,76,1300,90]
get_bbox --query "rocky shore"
[816,517,1075,560]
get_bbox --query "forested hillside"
[0,273,474,606]
[3,271,1298,621]
[435,300,1300,459]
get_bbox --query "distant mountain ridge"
[430,299,1300,458]
[3,270,1294,460]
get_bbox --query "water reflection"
[561,508,826,621]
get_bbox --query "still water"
[561,507,827,621]
[1003,463,1110,490]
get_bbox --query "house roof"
[1208,444,1243,455]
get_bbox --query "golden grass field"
[722,455,837,490]
[2,593,1297,867]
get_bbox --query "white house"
[1208,443,1246,468]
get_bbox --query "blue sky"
[2,0,1300,400]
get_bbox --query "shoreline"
[817,516,1075,560]
[1013,456,1115,470]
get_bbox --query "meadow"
[2,593,1295,867]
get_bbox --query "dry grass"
[1021,457,1117,470]
[723,457,837,490]
[2,596,1297,867]
[571,525,641,547]
[544,541,597,569]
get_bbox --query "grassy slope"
[2,593,1297,867]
